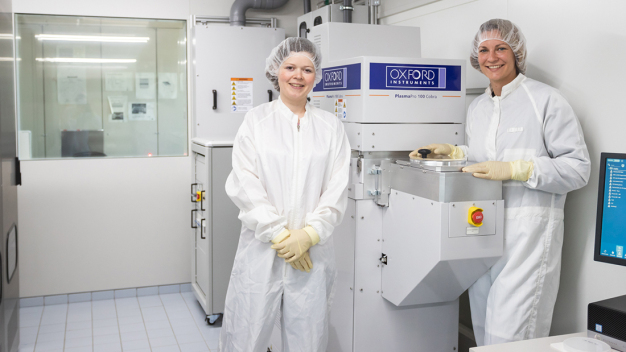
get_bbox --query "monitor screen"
[595,153,626,265]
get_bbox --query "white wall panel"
[381,0,626,337]
[18,157,192,297]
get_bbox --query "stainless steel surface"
[409,157,468,172]
[209,147,240,313]
[344,123,464,152]
[388,163,503,203]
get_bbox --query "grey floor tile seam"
[158,293,194,352]
[30,308,45,352]
[178,293,213,352]
[91,301,96,352]
[115,298,132,352]
[63,303,70,352]
[131,295,153,352]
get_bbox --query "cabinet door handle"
[200,190,206,211]
[200,219,206,239]
[268,89,273,102]
[212,90,217,110]
[191,183,197,202]
[191,209,198,228]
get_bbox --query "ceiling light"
[36,58,136,63]
[35,34,149,43]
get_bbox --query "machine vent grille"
[588,304,626,341]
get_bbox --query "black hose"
[343,0,352,23]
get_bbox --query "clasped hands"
[271,229,313,273]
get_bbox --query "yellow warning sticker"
[334,99,347,119]
[231,78,253,113]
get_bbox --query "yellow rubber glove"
[290,251,313,272]
[510,160,534,181]
[271,228,313,263]
[409,143,464,159]
[462,161,512,180]
[462,160,534,181]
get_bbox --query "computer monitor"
[594,152,626,265]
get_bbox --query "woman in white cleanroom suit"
[410,19,590,345]
[219,37,350,352]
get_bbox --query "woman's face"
[478,37,518,86]
[278,53,316,104]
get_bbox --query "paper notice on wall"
[57,67,87,105]
[230,78,253,113]
[334,99,347,119]
[129,102,155,121]
[135,73,156,99]
[158,72,178,99]
[108,96,127,122]
[105,72,133,91]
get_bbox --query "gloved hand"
[290,251,313,273]
[409,143,464,159]
[271,228,312,263]
[462,160,534,181]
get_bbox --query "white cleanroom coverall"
[219,98,351,352]
[461,74,590,346]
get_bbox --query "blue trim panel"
[369,63,462,91]
[313,63,361,92]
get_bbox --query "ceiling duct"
[230,0,290,26]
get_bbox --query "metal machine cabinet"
[191,25,285,143]
[190,21,284,322]
[190,139,240,320]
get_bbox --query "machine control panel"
[449,201,497,238]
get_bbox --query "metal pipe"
[196,15,276,27]
[230,0,289,26]
[369,0,379,25]
[303,0,311,13]
[343,0,352,23]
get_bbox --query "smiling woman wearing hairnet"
[218,37,350,352]
[411,19,590,345]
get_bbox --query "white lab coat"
[460,74,590,346]
[219,98,350,352]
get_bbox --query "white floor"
[18,292,222,352]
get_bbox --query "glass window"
[15,14,188,159]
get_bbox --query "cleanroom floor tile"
[22,293,222,352]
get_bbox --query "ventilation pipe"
[303,0,311,13]
[342,0,352,23]
[230,0,289,26]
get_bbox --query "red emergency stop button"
[468,206,484,227]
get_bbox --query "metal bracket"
[356,154,363,174]
[379,253,387,265]
[367,190,381,196]
[339,5,354,11]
